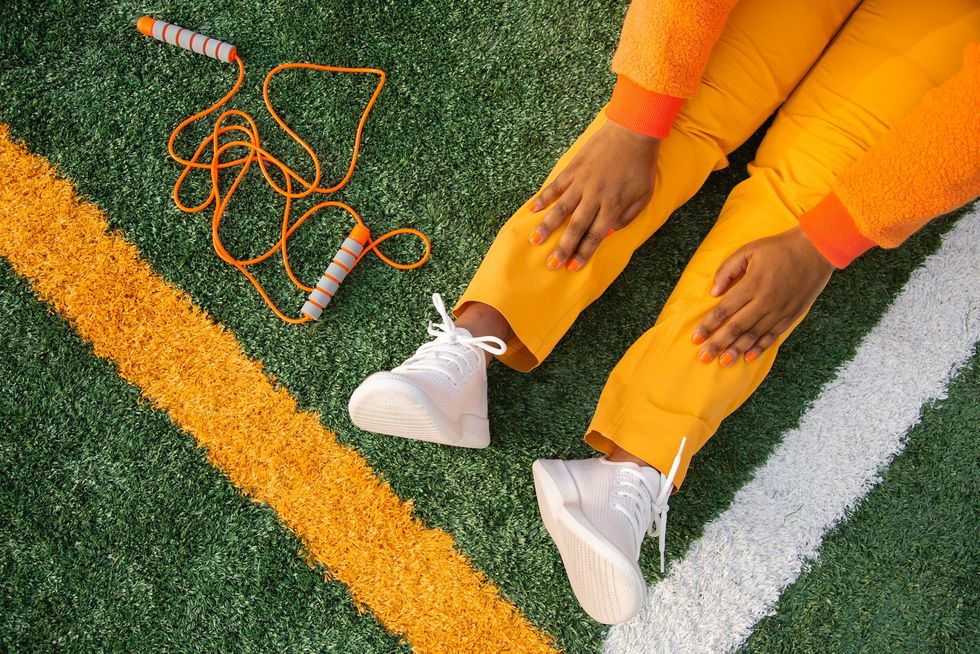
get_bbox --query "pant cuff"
[453,286,585,374]
[585,403,710,492]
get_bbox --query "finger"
[697,301,764,365]
[566,205,619,270]
[744,338,772,363]
[744,317,794,362]
[549,200,599,270]
[616,194,650,229]
[565,195,650,272]
[711,248,750,297]
[531,189,580,246]
[691,287,753,346]
[529,173,570,213]
[720,313,778,367]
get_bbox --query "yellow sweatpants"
[457,0,980,489]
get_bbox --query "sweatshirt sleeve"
[799,44,980,269]
[607,0,740,138]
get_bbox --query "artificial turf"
[1,0,977,652]
[0,266,407,653]
[745,354,979,654]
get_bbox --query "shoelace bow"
[610,437,687,574]
[397,293,507,386]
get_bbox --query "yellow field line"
[0,125,556,654]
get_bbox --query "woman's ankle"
[455,302,514,344]
[606,445,654,469]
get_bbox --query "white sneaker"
[532,439,686,624]
[348,293,507,448]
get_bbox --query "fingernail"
[529,201,538,213]
[745,351,758,363]
[529,231,542,245]
[691,332,704,345]
[698,350,713,364]
[566,258,581,272]
[546,255,561,270]
[719,352,734,367]
[710,285,721,297]
[606,227,616,237]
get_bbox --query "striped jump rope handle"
[136,16,238,63]
[301,225,372,320]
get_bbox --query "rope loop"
[167,57,430,323]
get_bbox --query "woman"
[349,0,979,624]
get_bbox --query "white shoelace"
[396,293,507,388]
[609,437,687,573]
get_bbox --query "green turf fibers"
[1,1,976,652]
[0,265,406,653]
[745,354,979,654]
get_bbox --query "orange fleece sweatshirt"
[799,44,980,268]
[608,0,739,138]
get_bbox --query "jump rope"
[136,16,430,323]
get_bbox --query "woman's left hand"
[691,226,835,366]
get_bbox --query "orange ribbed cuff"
[606,75,684,139]
[798,193,877,269]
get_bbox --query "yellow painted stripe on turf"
[0,125,556,654]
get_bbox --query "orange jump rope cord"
[167,56,430,324]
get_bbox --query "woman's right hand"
[528,120,659,272]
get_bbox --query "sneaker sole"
[348,373,490,449]
[532,459,646,624]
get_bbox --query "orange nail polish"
[698,350,713,364]
[745,351,758,363]
[606,227,616,237]
[691,332,704,345]
[566,259,581,272]
[529,231,542,245]
[546,255,560,270]
[719,352,734,367]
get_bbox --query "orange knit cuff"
[606,75,684,139]
[798,193,877,269]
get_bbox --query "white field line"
[604,208,980,654]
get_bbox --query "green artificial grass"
[0,266,406,653]
[745,353,980,653]
[0,0,976,652]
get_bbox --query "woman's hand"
[691,226,835,366]
[528,121,659,271]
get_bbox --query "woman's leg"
[586,0,980,491]
[350,0,858,447]
[454,0,860,372]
